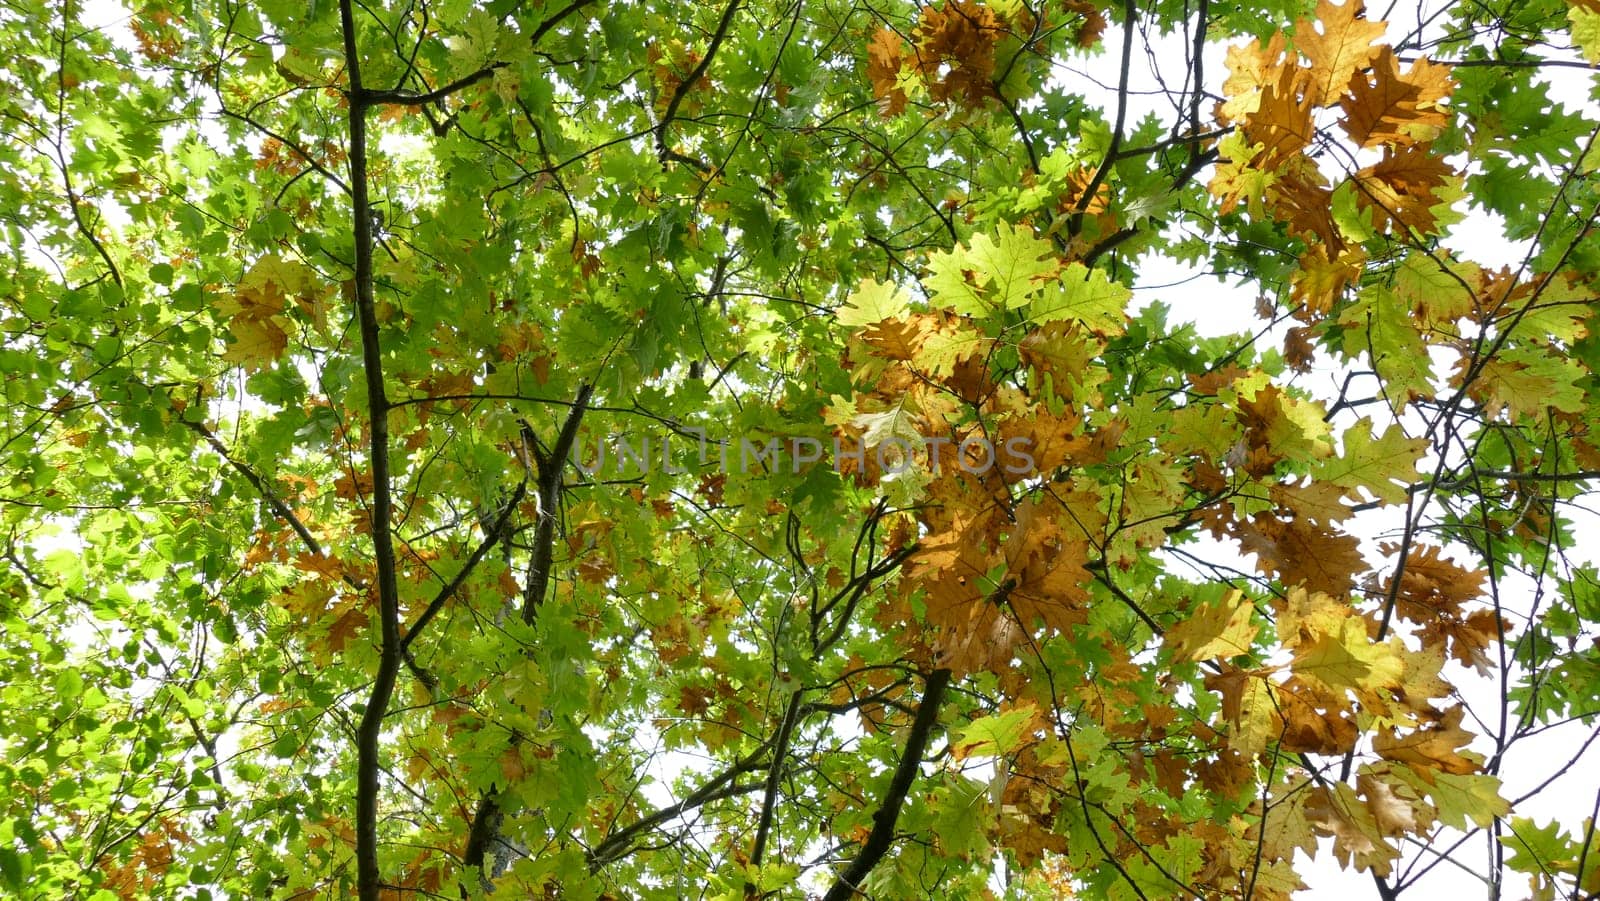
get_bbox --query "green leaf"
[1023,263,1129,335]
[836,278,911,326]
[1315,418,1424,505]
[951,704,1038,758]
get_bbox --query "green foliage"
[1,0,1598,898]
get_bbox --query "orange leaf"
[866,27,909,116]
[912,1,1000,107]
[1352,144,1456,234]
[1295,0,1386,106]
[1339,46,1454,147]
[1372,705,1480,776]
[1242,65,1315,169]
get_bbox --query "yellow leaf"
[837,277,912,326]
[1166,589,1259,661]
[1295,0,1386,106]
[1291,609,1405,694]
[1372,705,1480,775]
[1204,666,1280,755]
[1218,32,1290,123]
[1570,3,1600,64]
[218,253,329,370]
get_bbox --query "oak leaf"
[1024,262,1130,336]
[1258,776,1321,862]
[1204,666,1281,755]
[1218,32,1290,123]
[1290,609,1405,695]
[912,0,1000,107]
[866,27,909,116]
[1276,677,1360,753]
[925,224,1059,315]
[1270,161,1341,252]
[1295,0,1385,106]
[837,277,912,326]
[1290,243,1360,315]
[1352,144,1456,234]
[1381,542,1486,623]
[1270,479,1353,526]
[1391,768,1509,830]
[1166,589,1258,661]
[1306,782,1402,875]
[218,254,326,370]
[1241,64,1315,171]
[1239,513,1365,596]
[1372,705,1479,776]
[1316,418,1424,505]
[1339,46,1454,147]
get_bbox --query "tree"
[2,0,1598,896]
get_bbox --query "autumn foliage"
[3,0,1600,897]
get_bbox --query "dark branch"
[747,691,804,891]
[340,3,405,897]
[521,382,594,625]
[821,667,951,901]
[399,479,528,655]
[655,0,740,166]
[1069,0,1136,237]
[361,64,505,106]
[589,743,774,868]
[180,416,324,557]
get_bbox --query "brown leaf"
[1239,514,1366,596]
[1242,65,1316,169]
[866,27,909,116]
[1352,144,1456,234]
[1063,0,1107,47]
[1358,770,1421,835]
[1305,782,1401,875]
[912,1,1000,108]
[1277,678,1359,753]
[1269,158,1340,251]
[1372,705,1480,776]
[1380,542,1486,622]
[1339,46,1454,147]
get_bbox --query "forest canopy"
[2,0,1600,897]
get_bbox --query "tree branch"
[362,64,505,107]
[338,3,404,898]
[460,382,594,880]
[821,667,951,901]
[399,479,528,655]
[589,742,774,868]
[521,382,594,625]
[655,0,740,166]
[1069,0,1136,237]
[363,0,597,106]
[746,691,803,893]
[177,415,324,558]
